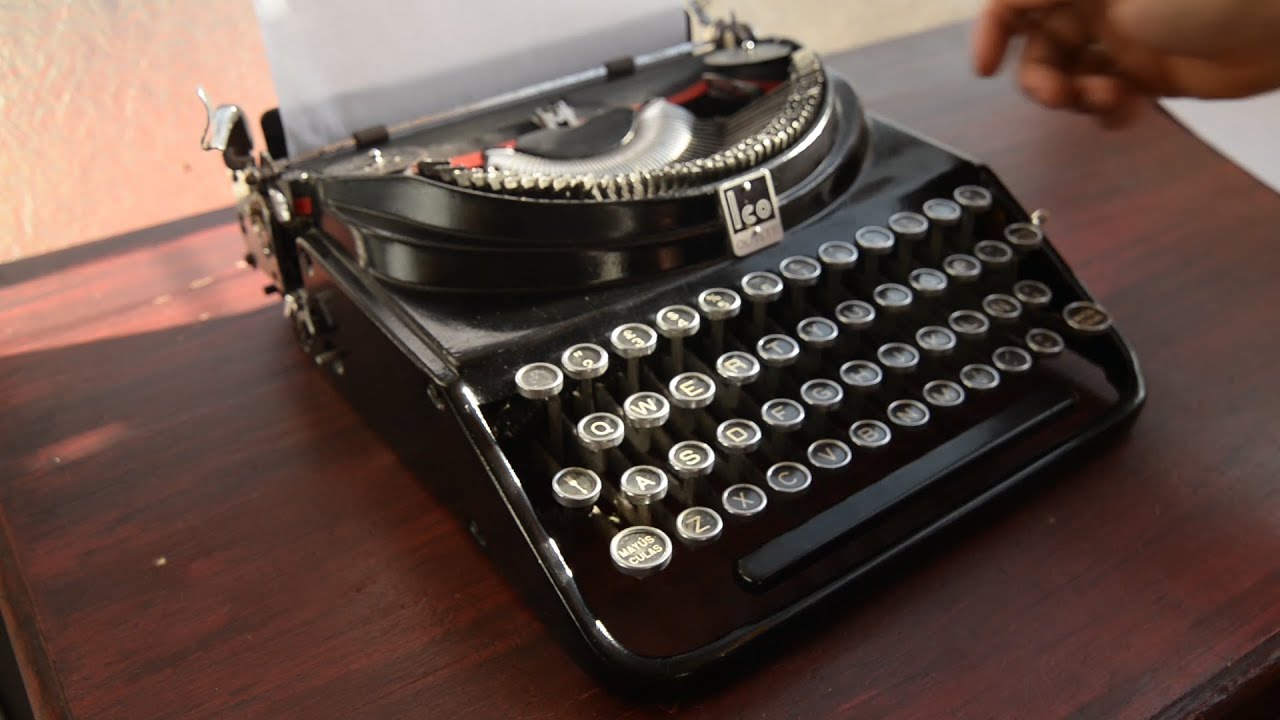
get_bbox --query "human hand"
[972,0,1280,127]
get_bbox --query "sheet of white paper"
[1160,91,1280,195]
[252,0,688,157]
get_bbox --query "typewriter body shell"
[201,16,1145,693]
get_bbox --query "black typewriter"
[199,11,1144,694]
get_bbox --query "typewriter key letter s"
[719,168,784,257]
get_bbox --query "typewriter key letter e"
[719,169,784,257]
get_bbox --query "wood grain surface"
[2,23,1278,720]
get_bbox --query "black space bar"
[738,387,1077,590]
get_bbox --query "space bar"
[738,386,1077,590]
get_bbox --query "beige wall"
[0,0,979,262]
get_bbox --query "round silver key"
[800,379,844,412]
[818,240,859,270]
[1026,328,1066,357]
[655,305,700,338]
[889,211,929,240]
[552,467,602,508]
[716,351,761,386]
[609,323,658,358]
[577,412,625,450]
[756,334,800,367]
[942,254,982,283]
[561,344,609,380]
[922,379,966,408]
[515,362,564,400]
[668,372,716,409]
[949,309,991,339]
[741,271,784,303]
[609,525,673,577]
[779,256,822,286]
[766,462,813,494]
[887,399,931,428]
[623,392,670,429]
[855,226,895,255]
[924,198,962,226]
[676,507,723,545]
[909,268,949,297]
[619,465,669,505]
[960,363,1002,391]
[668,440,715,479]
[1063,301,1113,334]
[796,317,839,349]
[954,185,993,213]
[974,240,1014,267]
[761,398,805,432]
[722,484,768,517]
[877,342,921,372]
[849,419,892,449]
[982,293,1024,322]
[835,300,876,331]
[992,346,1034,374]
[873,283,914,313]
[840,360,883,391]
[916,326,958,355]
[716,419,763,454]
[1004,222,1044,250]
[1013,280,1053,309]
[697,288,742,321]
[807,439,853,470]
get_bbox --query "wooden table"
[2,23,1278,720]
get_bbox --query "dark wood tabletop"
[2,22,1278,720]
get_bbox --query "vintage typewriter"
[199,8,1144,693]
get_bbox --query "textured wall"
[0,0,979,262]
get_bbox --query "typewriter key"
[834,300,876,354]
[741,271,785,335]
[766,462,813,494]
[717,419,763,480]
[877,342,921,375]
[922,379,966,408]
[872,283,914,315]
[887,399,931,429]
[992,346,1034,374]
[722,484,769,518]
[923,198,962,263]
[668,440,716,481]
[948,309,991,341]
[909,268,949,298]
[953,185,993,245]
[916,326,958,357]
[576,412,625,474]
[516,362,567,455]
[854,226,895,282]
[697,288,742,357]
[562,343,609,414]
[655,305,701,374]
[943,254,983,284]
[959,363,1002,391]
[619,466,669,524]
[779,256,822,315]
[889,211,929,276]
[610,323,658,395]
[840,360,884,394]
[1063,301,1113,335]
[623,391,670,452]
[1004,222,1044,252]
[715,351,761,411]
[552,467,602,509]
[1025,328,1066,358]
[761,398,806,454]
[1013,280,1053,310]
[849,419,892,450]
[756,334,800,394]
[800,379,844,413]
[609,525,673,578]
[982,293,1024,324]
[974,239,1015,286]
[807,439,853,470]
[817,240,859,293]
[676,506,723,546]
[796,317,839,350]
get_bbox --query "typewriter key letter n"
[719,168,784,256]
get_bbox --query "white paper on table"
[1160,91,1280,195]
[252,0,689,158]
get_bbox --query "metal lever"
[197,86,255,171]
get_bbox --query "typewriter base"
[287,114,1145,693]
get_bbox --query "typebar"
[737,385,1078,590]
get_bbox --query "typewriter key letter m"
[719,168,784,256]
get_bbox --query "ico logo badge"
[718,168,784,256]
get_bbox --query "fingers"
[972,0,1069,75]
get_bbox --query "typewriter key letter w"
[719,168,784,257]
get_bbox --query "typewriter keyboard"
[498,184,1117,655]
